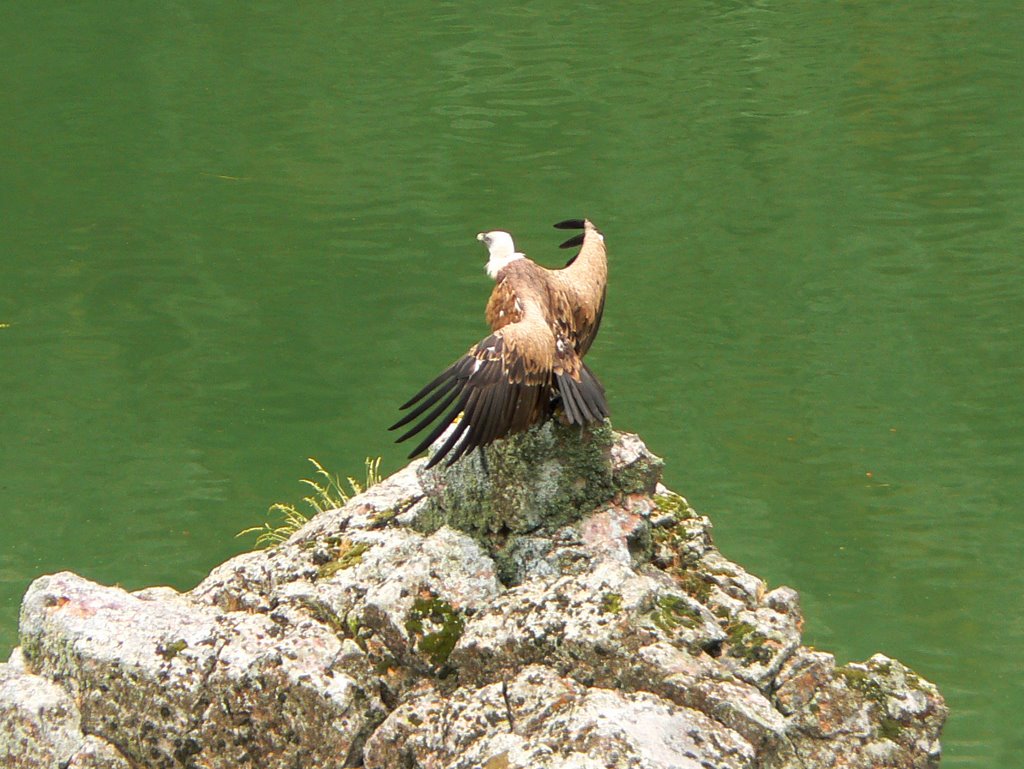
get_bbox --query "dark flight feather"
[559,233,585,249]
[553,219,586,230]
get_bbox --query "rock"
[4,426,947,768]
[19,571,383,768]
[66,737,133,769]
[770,652,946,768]
[364,664,756,769]
[413,422,663,562]
[0,660,130,769]
[0,660,83,768]
[449,541,729,686]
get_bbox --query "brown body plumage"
[390,218,609,467]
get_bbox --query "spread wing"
[550,219,607,357]
[484,274,523,332]
[390,317,556,468]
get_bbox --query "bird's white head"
[477,230,524,279]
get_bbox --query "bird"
[390,218,609,468]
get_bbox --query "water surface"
[2,4,1022,765]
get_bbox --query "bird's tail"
[555,363,608,425]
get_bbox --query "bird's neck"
[486,252,525,279]
[562,228,607,277]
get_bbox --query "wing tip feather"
[559,233,585,249]
[553,218,586,230]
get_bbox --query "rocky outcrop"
[1,422,946,768]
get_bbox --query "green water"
[2,4,1022,765]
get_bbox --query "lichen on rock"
[2,424,946,769]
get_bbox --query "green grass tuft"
[238,456,382,548]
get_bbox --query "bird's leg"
[479,446,490,476]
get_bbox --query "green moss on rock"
[649,594,701,631]
[413,423,663,564]
[651,496,706,577]
[156,639,188,661]
[601,592,623,614]
[652,492,693,521]
[404,597,465,668]
[837,664,887,703]
[675,570,711,602]
[317,540,370,579]
[725,620,771,663]
[415,422,617,539]
[878,715,903,740]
